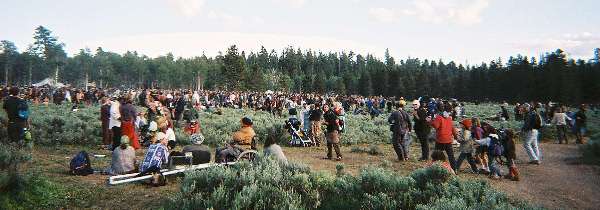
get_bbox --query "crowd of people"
[1,85,592,181]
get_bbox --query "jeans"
[7,121,25,143]
[416,132,430,160]
[488,153,502,177]
[435,143,456,170]
[456,152,478,173]
[523,129,541,161]
[111,126,122,150]
[556,125,568,144]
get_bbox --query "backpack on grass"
[70,151,93,176]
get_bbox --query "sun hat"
[148,121,158,132]
[156,132,167,142]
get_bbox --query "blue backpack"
[17,100,29,120]
[70,151,93,176]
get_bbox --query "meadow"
[1,102,599,209]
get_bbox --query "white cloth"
[264,144,288,164]
[109,101,121,128]
[165,128,176,141]
[551,113,571,126]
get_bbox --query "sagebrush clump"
[166,157,539,210]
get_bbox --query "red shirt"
[431,115,456,144]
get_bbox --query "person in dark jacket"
[323,104,342,161]
[412,100,431,161]
[100,97,112,148]
[2,87,27,144]
[388,102,412,161]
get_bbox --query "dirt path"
[285,142,600,210]
[490,143,600,210]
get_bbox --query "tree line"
[1,26,599,104]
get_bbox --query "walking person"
[551,106,571,144]
[412,100,431,161]
[109,96,122,150]
[522,103,542,164]
[455,119,479,173]
[323,104,342,161]
[428,106,458,170]
[388,101,412,161]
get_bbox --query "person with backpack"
[323,104,342,161]
[412,100,432,161]
[388,102,412,161]
[522,103,542,165]
[428,106,458,170]
[2,87,28,144]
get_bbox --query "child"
[471,117,489,174]
[502,129,520,181]
[429,150,455,175]
[474,133,503,179]
[456,119,479,173]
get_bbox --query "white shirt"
[551,113,571,126]
[109,101,121,128]
[165,128,176,141]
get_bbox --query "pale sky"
[2,0,599,64]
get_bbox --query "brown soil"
[26,141,600,209]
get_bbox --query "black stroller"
[285,117,313,147]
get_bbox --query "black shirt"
[575,111,587,127]
[309,109,323,121]
[323,110,339,132]
[3,96,23,122]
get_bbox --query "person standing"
[120,96,141,150]
[388,102,412,161]
[309,104,324,147]
[574,104,587,144]
[100,97,112,149]
[109,96,122,150]
[2,87,28,144]
[429,107,458,170]
[522,103,542,164]
[551,106,571,144]
[323,104,342,161]
[413,100,431,161]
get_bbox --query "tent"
[32,78,66,88]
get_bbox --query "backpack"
[70,151,93,176]
[17,100,29,120]
[488,136,505,157]
[532,112,542,129]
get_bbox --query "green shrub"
[166,157,538,210]
[350,145,384,156]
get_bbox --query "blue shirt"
[140,143,168,173]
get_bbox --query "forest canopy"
[1,26,599,103]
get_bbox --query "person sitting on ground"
[263,132,288,164]
[106,136,137,175]
[139,132,169,174]
[429,150,455,175]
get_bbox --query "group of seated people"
[105,116,288,176]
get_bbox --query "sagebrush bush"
[166,157,537,210]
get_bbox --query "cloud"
[272,0,307,8]
[168,0,206,17]
[399,0,490,25]
[368,8,400,23]
[511,32,600,59]
[73,32,384,58]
